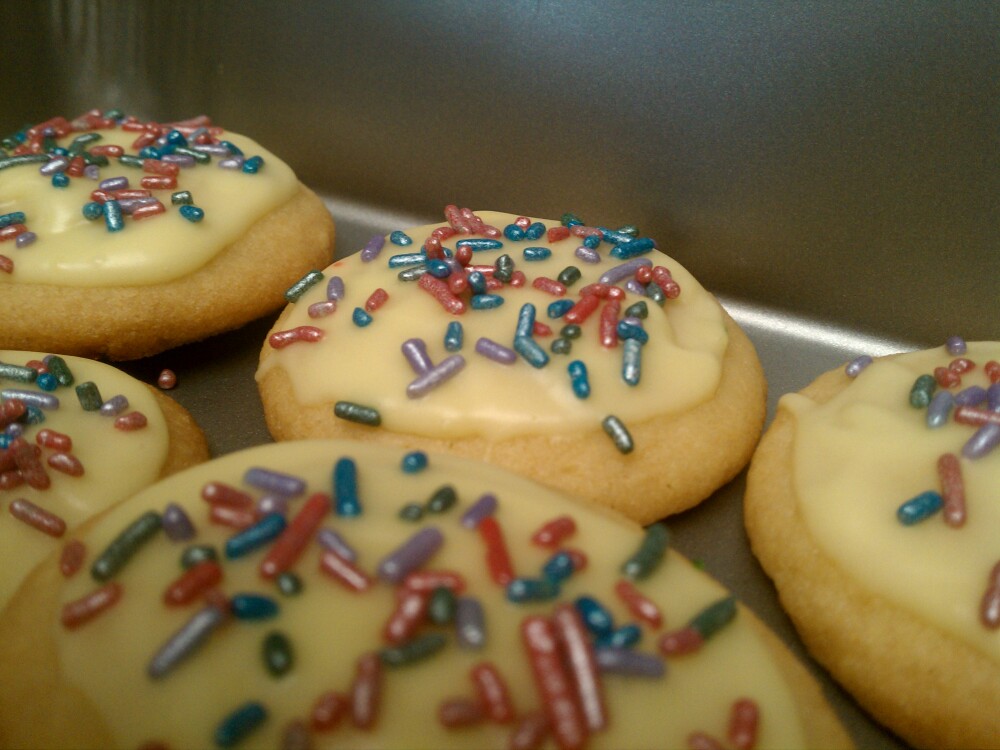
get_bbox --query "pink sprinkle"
[114,411,148,431]
[0,255,14,273]
[269,325,325,349]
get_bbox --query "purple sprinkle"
[218,156,244,170]
[406,355,466,398]
[594,647,666,678]
[257,494,290,517]
[624,279,646,295]
[39,155,69,176]
[83,164,101,180]
[926,390,954,428]
[455,596,486,649]
[377,526,444,584]
[946,336,967,356]
[147,604,226,679]
[326,276,345,301]
[317,527,357,562]
[987,382,1000,412]
[99,394,129,416]
[360,234,386,263]
[162,154,196,168]
[962,423,1000,460]
[845,355,873,378]
[99,175,129,191]
[475,337,517,365]
[192,143,232,157]
[243,467,307,497]
[575,245,601,264]
[162,502,196,541]
[954,385,987,407]
[308,300,337,318]
[5,423,24,438]
[459,493,497,529]
[598,258,654,285]
[401,338,434,374]
[15,232,36,249]
[0,389,58,410]
[118,197,160,215]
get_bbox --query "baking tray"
[111,195,916,750]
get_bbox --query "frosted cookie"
[0,350,209,610]
[0,109,334,360]
[257,207,766,523]
[744,339,1000,748]
[0,439,850,749]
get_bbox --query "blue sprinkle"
[617,320,649,344]
[515,303,536,339]
[542,551,577,582]
[503,224,525,241]
[583,233,601,249]
[523,246,551,261]
[456,239,503,252]
[444,321,463,351]
[35,373,58,392]
[401,451,429,473]
[0,212,27,228]
[595,623,643,649]
[221,139,244,156]
[568,360,590,399]
[225,514,287,559]
[352,307,373,326]
[214,701,268,748]
[82,201,104,220]
[425,259,451,278]
[165,129,188,147]
[334,457,361,516]
[575,595,615,636]
[524,221,546,240]
[547,299,575,319]
[390,230,413,246]
[230,594,280,620]
[897,490,944,525]
[388,252,426,268]
[470,294,504,310]
[51,172,69,188]
[611,237,656,259]
[514,336,549,368]
[241,155,264,174]
[179,204,204,223]
[466,270,488,295]
[138,146,163,159]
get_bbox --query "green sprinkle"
[494,254,514,283]
[557,266,582,286]
[398,502,424,522]
[45,356,74,387]
[276,571,303,596]
[624,301,649,319]
[380,632,447,667]
[262,631,294,677]
[560,324,582,340]
[172,145,211,164]
[171,190,194,206]
[0,154,48,170]
[909,374,937,408]
[117,154,145,168]
[0,362,38,384]
[427,587,457,625]
[91,510,163,581]
[181,544,218,569]
[560,212,584,227]
[334,401,381,427]
[285,270,325,303]
[689,596,737,640]
[75,381,103,411]
[621,523,669,580]
[646,281,667,306]
[550,337,572,355]
[426,485,457,514]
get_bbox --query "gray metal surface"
[5,2,998,746]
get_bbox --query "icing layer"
[0,351,169,607]
[257,211,727,438]
[43,440,806,749]
[784,342,1000,659]
[0,120,298,286]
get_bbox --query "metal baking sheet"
[115,195,917,750]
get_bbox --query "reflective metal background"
[4,2,998,748]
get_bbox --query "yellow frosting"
[0,351,169,607]
[256,212,727,438]
[784,342,1000,660]
[43,440,808,749]
[0,124,298,286]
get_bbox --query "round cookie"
[0,109,334,360]
[744,340,1000,748]
[0,350,209,610]
[257,208,766,523]
[0,439,850,749]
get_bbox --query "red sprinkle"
[61,582,123,629]
[0,254,13,273]
[949,357,976,374]
[311,691,348,731]
[36,428,72,452]
[652,266,681,298]
[164,560,224,606]
[563,295,601,325]
[364,288,389,313]
[521,615,587,750]
[553,603,607,733]
[383,589,429,644]
[157,369,177,390]
[114,411,148,431]
[0,224,28,241]
[143,158,180,176]
[350,652,382,730]
[10,438,50,489]
[319,549,372,593]
[532,277,567,297]
[59,539,87,577]
[418,273,466,315]
[533,321,553,337]
[201,481,254,509]
[980,561,1000,629]
[478,516,515,586]
[986,360,1000,383]
[269,326,325,349]
[933,366,960,389]
[953,406,1000,427]
[132,202,167,221]
[599,299,621,348]
[260,492,330,579]
[658,625,704,656]
[937,453,966,527]
[728,698,760,750]
[47,452,85,477]
[635,266,653,284]
[509,270,527,287]
[438,698,485,728]
[547,226,571,243]
[208,505,258,530]
[471,662,515,724]
[140,174,177,190]
[90,144,124,158]
[1,399,27,428]
[509,711,550,750]
[403,569,467,593]
[531,515,577,548]
[614,579,664,628]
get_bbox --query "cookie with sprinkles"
[257,208,767,523]
[0,109,334,359]
[0,350,209,609]
[0,439,850,749]
[744,339,1000,748]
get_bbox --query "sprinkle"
[596,623,642,649]
[91,510,162,581]
[460,493,498,528]
[979,561,1000,629]
[350,652,382,728]
[1,388,58,410]
[352,307,373,326]
[231,593,280,620]
[60,582,123,629]
[244,467,306,497]
[9,497,66,536]
[361,234,387,262]
[444,321,464,352]
[45,356,74,386]
[59,539,87,577]
[214,702,268,747]
[317,527,358,562]
[621,523,669,580]
[241,155,265,173]
[155,368,177,390]
[622,338,642,386]
[390,230,413,246]
[285,270,325,303]
[377,526,444,584]
[494,254,514,282]
[575,595,615,636]
[381,632,448,668]
[0,255,12,273]
[566,360,591,399]
[521,616,588,749]
[909,374,937,408]
[602,415,634,454]
[532,515,576,547]
[0,211,27,227]
[333,457,361,516]
[476,337,517,365]
[659,597,738,655]
[224,513,287,559]
[407,355,466,398]
[926,390,954,427]
[478,515,515,585]
[418,273,466,315]
[263,631,294,677]
[0,362,39,383]
[455,596,487,649]
[163,560,223,606]
[426,485,458,514]
[946,335,967,355]
[99,394,129,416]
[8,438,49,488]
[962,423,1000,459]
[954,405,1000,426]
[507,577,561,603]
[171,190,193,205]
[178,204,204,222]
[75,381,103,411]
[553,603,607,732]
[383,588,430,644]
[310,691,348,731]
[523,246,552,261]
[614,579,664,628]
[114,411,148,431]
[594,647,666,677]
[365,287,389,312]
[319,549,372,592]
[333,401,381,426]
[727,698,760,750]
[513,336,549,369]
[47,452,84,477]
[147,603,227,678]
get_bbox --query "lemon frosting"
[39,439,809,749]
[0,351,169,607]
[784,342,1000,659]
[256,211,727,439]
[0,116,298,286]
